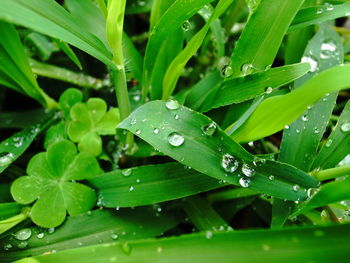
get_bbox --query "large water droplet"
[320,40,337,59]
[221,65,233,77]
[165,99,180,110]
[181,20,191,31]
[301,56,318,72]
[341,122,350,132]
[13,228,32,241]
[168,132,185,147]
[202,123,217,136]
[0,152,14,167]
[241,63,255,76]
[122,169,132,177]
[241,163,255,177]
[221,154,239,173]
[239,177,251,188]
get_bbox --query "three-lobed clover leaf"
[67,97,120,156]
[10,140,101,228]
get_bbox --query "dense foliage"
[1,0,350,262]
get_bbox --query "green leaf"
[279,25,343,171]
[0,114,54,174]
[0,0,114,69]
[229,0,304,77]
[13,223,350,263]
[0,109,47,129]
[0,208,178,262]
[0,209,29,235]
[0,203,22,221]
[67,98,120,156]
[90,163,222,207]
[291,177,350,217]
[142,0,215,99]
[162,0,234,100]
[58,88,83,120]
[0,21,55,108]
[118,100,318,201]
[312,99,350,169]
[289,3,350,32]
[232,64,350,143]
[201,63,310,112]
[10,140,101,227]
[53,39,82,70]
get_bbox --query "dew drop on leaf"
[181,20,191,31]
[174,114,180,120]
[130,118,137,125]
[341,122,350,132]
[239,177,251,188]
[241,163,255,177]
[167,132,185,147]
[292,185,300,192]
[221,154,239,173]
[301,56,318,72]
[221,65,233,77]
[13,228,32,241]
[205,230,213,239]
[37,233,44,239]
[202,123,217,136]
[122,169,132,177]
[129,186,134,192]
[241,63,255,76]
[0,152,14,167]
[325,139,333,147]
[316,7,323,14]
[17,241,28,249]
[324,2,334,11]
[165,99,180,110]
[320,40,337,59]
[135,129,141,135]
[111,233,119,240]
[268,175,274,181]
[265,87,273,94]
[153,128,159,135]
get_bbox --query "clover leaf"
[10,140,101,228]
[67,98,120,156]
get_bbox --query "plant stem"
[312,165,350,181]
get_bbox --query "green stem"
[30,59,107,90]
[312,165,350,181]
[113,68,131,121]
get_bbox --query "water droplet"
[241,163,255,177]
[316,7,324,14]
[341,122,350,132]
[122,169,132,177]
[325,2,334,11]
[307,188,318,198]
[136,178,141,183]
[37,233,44,239]
[221,65,233,77]
[221,154,239,173]
[239,177,251,188]
[296,129,300,134]
[302,115,308,122]
[121,242,132,255]
[0,152,14,167]
[13,228,32,241]
[167,132,185,147]
[314,127,320,134]
[293,185,300,192]
[48,228,55,234]
[205,231,213,239]
[265,87,273,94]
[301,56,318,72]
[111,233,119,240]
[320,40,337,59]
[4,244,12,251]
[268,175,274,181]
[202,123,217,136]
[156,246,162,253]
[165,99,180,110]
[153,128,159,135]
[135,129,141,135]
[325,139,333,147]
[284,125,290,130]
[241,63,255,76]
[174,114,180,120]
[181,20,191,31]
[18,242,28,249]
[129,186,134,192]
[130,119,137,125]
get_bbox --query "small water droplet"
[135,129,141,135]
[167,132,185,147]
[0,152,14,167]
[284,125,290,130]
[316,7,324,14]
[205,231,213,239]
[111,233,119,240]
[241,63,255,76]
[13,228,32,241]
[122,169,132,177]
[293,185,300,192]
[341,122,350,132]
[314,127,320,134]
[4,244,12,251]
[296,129,300,134]
[325,2,334,11]
[301,56,318,72]
[130,119,137,125]
[37,233,44,239]
[241,163,255,177]
[265,87,273,94]
[165,99,180,110]
[307,188,318,198]
[181,20,191,31]
[153,128,159,135]
[325,139,333,147]
[202,123,217,136]
[320,40,337,59]
[268,175,274,181]
[129,186,134,192]
[239,177,251,188]
[302,115,308,122]
[174,114,180,120]
[221,65,233,77]
[221,154,239,173]
[18,241,28,249]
